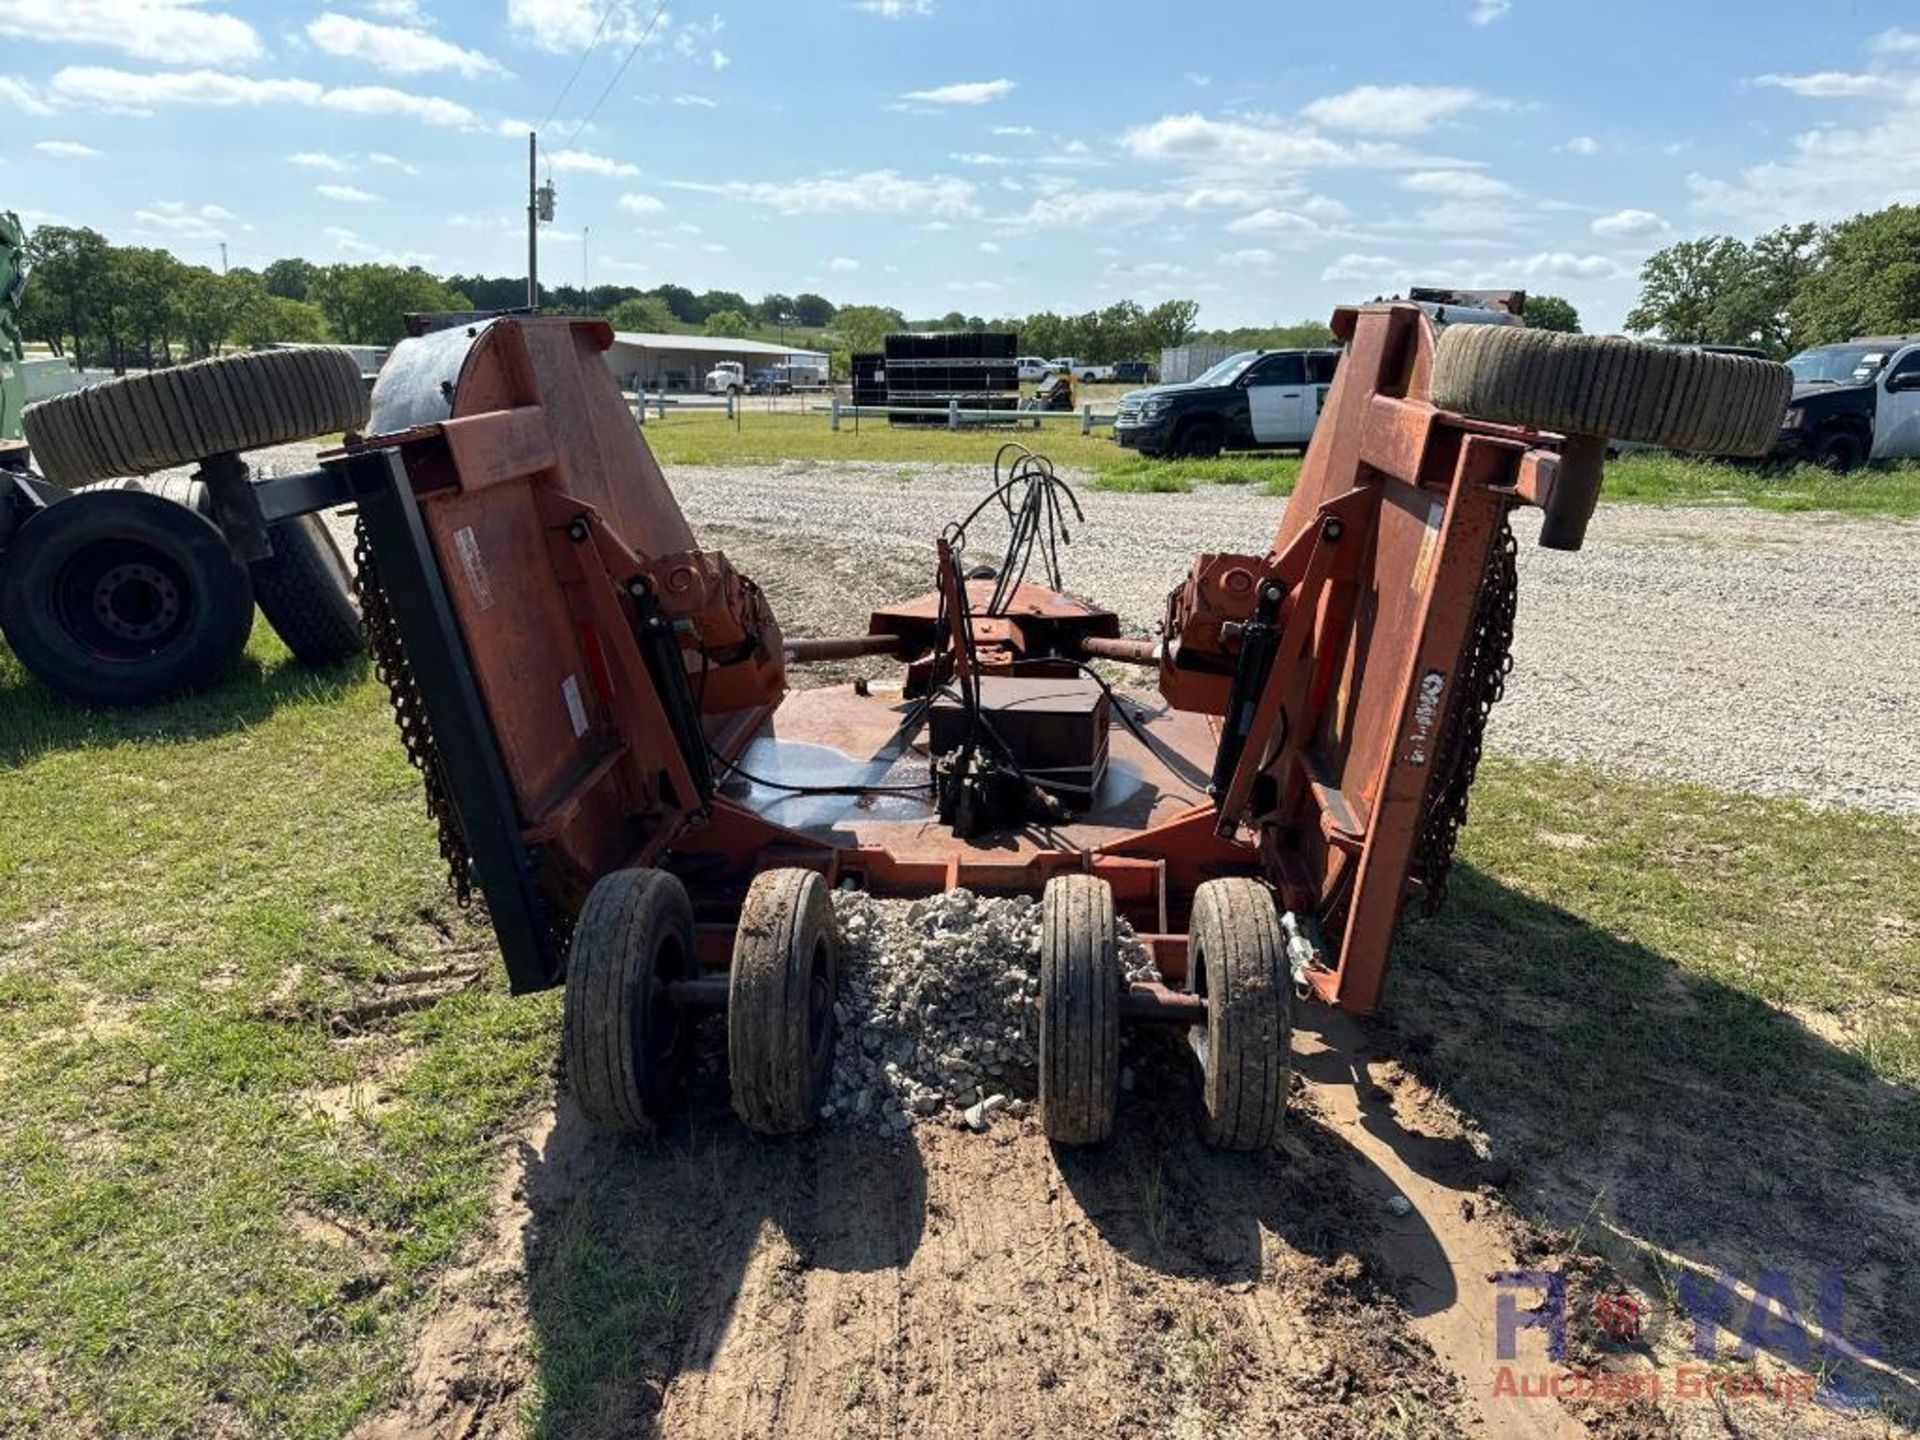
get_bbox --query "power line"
[557,0,670,150]
[536,0,620,132]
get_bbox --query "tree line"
[1624,204,1920,356]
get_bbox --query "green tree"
[1626,236,1751,344]
[755,292,796,325]
[21,225,112,365]
[112,246,187,367]
[236,295,330,347]
[791,292,835,327]
[703,308,753,337]
[309,264,470,345]
[829,304,906,355]
[1525,294,1581,332]
[695,289,750,323]
[607,295,676,332]
[1790,206,1920,346]
[262,257,318,302]
[1143,299,1201,351]
[175,269,272,358]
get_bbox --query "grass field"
[637,409,1920,515]
[2,624,1916,1435]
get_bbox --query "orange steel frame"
[331,303,1569,1012]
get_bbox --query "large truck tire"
[21,348,369,489]
[86,477,362,669]
[0,488,254,705]
[1429,327,1792,457]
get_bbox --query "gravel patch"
[229,444,1920,813]
[823,888,1153,1135]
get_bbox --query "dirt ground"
[336,470,1917,1440]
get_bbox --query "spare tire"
[0,487,254,705]
[86,476,363,669]
[1430,328,1792,457]
[22,348,369,489]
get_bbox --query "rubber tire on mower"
[728,868,840,1136]
[1429,327,1792,457]
[91,476,362,669]
[1185,878,1291,1151]
[1038,874,1121,1146]
[20,347,370,489]
[0,487,254,705]
[564,868,698,1133]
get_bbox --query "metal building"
[604,331,831,394]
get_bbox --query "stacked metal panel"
[882,331,1018,425]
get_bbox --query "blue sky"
[4,0,1913,331]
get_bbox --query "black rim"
[639,931,689,1094]
[805,932,832,1067]
[53,536,194,661]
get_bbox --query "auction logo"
[1490,1268,1881,1411]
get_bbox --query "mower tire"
[21,347,370,489]
[564,868,698,1132]
[1038,874,1120,1145]
[1429,326,1792,457]
[728,868,839,1135]
[1186,877,1290,1151]
[88,476,363,669]
[0,487,254,705]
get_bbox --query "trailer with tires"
[0,348,369,705]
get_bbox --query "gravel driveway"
[281,446,1916,815]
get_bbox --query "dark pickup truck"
[1112,349,1340,458]
[1774,337,1920,470]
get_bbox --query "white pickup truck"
[1048,356,1110,383]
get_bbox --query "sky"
[3,0,1914,333]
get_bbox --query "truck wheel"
[20,347,369,489]
[564,869,698,1132]
[0,488,254,705]
[728,869,839,1136]
[1185,878,1290,1151]
[1174,418,1223,458]
[1038,874,1120,1145]
[87,476,363,669]
[1811,427,1867,473]
[1430,327,1792,456]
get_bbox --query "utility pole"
[218,242,228,275]
[526,131,538,311]
[584,225,591,294]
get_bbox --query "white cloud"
[549,148,640,177]
[132,200,237,240]
[1691,30,1920,224]
[1323,253,1400,283]
[828,256,860,272]
[709,50,729,71]
[50,66,480,128]
[901,78,1015,105]
[1401,168,1511,197]
[1184,71,1211,87]
[317,183,379,203]
[1590,207,1666,238]
[0,0,259,66]
[1561,135,1601,155]
[508,0,623,52]
[617,192,665,213]
[992,124,1035,136]
[674,94,717,108]
[0,75,54,116]
[1753,71,1892,99]
[34,140,101,158]
[1511,251,1623,280]
[671,169,980,218]
[306,13,504,77]
[1219,247,1277,267]
[1225,207,1324,239]
[1302,84,1485,135]
[1418,199,1521,233]
[946,279,999,292]
[290,151,351,172]
[852,0,934,14]
[1469,0,1511,23]
[951,152,1012,166]
[368,152,418,174]
[977,239,1001,253]
[1004,186,1167,229]
[1122,111,1442,172]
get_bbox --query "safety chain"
[1411,510,1519,914]
[352,515,476,907]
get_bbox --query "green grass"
[0,633,559,1440]
[1,621,1916,1432]
[638,410,1920,515]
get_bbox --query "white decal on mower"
[1405,667,1448,766]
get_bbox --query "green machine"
[0,210,91,445]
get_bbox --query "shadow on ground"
[515,1042,927,1439]
[0,648,367,767]
[1376,864,1920,1416]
